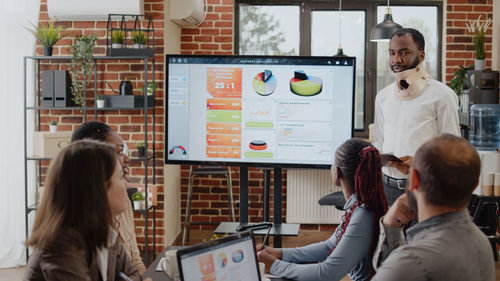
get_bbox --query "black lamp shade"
[370,13,403,42]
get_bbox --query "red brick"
[215,21,232,28]
[200,43,219,50]
[214,36,232,43]
[214,6,233,13]
[194,35,213,42]
[201,29,220,35]
[181,43,200,50]
[182,28,201,35]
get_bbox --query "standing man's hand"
[389,156,413,175]
[382,193,416,227]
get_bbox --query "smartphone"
[381,154,403,166]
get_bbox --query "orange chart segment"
[206,123,242,135]
[206,134,241,147]
[206,146,241,158]
[207,98,242,110]
[206,67,242,98]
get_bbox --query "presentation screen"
[165,55,355,169]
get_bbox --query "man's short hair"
[390,28,425,51]
[413,134,480,208]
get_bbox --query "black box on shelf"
[41,70,74,107]
[106,48,154,57]
[104,95,154,108]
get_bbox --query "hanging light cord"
[338,0,342,50]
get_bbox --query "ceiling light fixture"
[370,0,402,42]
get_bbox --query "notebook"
[177,230,262,281]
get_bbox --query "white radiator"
[286,169,343,224]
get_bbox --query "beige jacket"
[24,228,142,281]
[115,200,146,274]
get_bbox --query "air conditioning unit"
[47,0,144,21]
[170,0,206,27]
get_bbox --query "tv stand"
[215,167,300,247]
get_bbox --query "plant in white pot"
[131,191,144,209]
[111,30,125,48]
[96,94,105,108]
[466,15,492,71]
[49,120,57,133]
[132,30,147,49]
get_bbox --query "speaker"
[54,71,74,107]
[42,70,54,107]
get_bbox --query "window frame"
[235,0,443,138]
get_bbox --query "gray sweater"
[372,210,495,281]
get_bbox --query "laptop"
[177,230,262,281]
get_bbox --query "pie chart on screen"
[289,70,323,96]
[252,69,277,96]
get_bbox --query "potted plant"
[141,81,157,96]
[137,142,146,158]
[466,15,492,71]
[132,31,147,49]
[70,35,97,107]
[25,20,67,56]
[49,121,57,133]
[131,191,144,209]
[111,30,125,48]
[96,94,105,108]
[450,65,474,96]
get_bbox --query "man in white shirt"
[373,28,460,205]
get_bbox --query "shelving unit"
[23,55,157,264]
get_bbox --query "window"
[238,5,300,56]
[237,1,442,136]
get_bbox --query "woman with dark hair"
[71,121,145,273]
[24,141,150,281]
[257,138,388,281]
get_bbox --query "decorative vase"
[112,43,123,48]
[133,201,141,210]
[43,46,53,56]
[133,43,146,49]
[96,100,105,108]
[49,125,57,133]
[474,59,485,71]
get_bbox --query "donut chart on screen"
[252,69,277,96]
[289,70,323,96]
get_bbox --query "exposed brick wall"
[445,0,494,82]
[36,0,165,255]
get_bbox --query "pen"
[262,224,272,246]
[118,272,134,281]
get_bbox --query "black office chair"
[318,191,346,211]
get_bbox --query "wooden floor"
[173,229,500,281]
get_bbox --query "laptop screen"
[177,231,261,281]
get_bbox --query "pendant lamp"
[333,0,347,57]
[370,0,402,42]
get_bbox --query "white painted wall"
[163,0,182,246]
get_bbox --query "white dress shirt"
[373,79,460,179]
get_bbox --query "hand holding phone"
[381,154,403,167]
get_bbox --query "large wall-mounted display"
[165,55,355,168]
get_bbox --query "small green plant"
[466,15,492,60]
[111,30,125,44]
[131,192,144,201]
[25,20,67,47]
[50,120,57,126]
[132,31,147,45]
[450,65,474,96]
[96,94,104,100]
[137,142,146,148]
[141,81,157,95]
